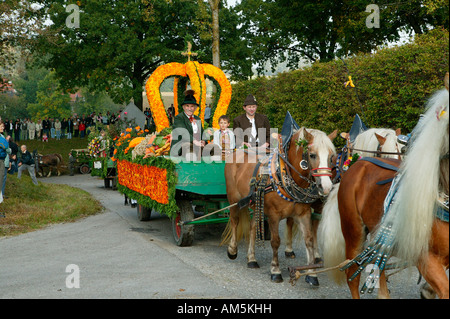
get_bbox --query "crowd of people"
[0,111,127,143]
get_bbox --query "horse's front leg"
[297,210,320,286]
[247,215,259,268]
[226,206,239,260]
[284,217,296,258]
[312,218,322,263]
[269,216,283,283]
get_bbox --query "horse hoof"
[285,251,296,259]
[271,274,283,283]
[247,261,260,269]
[227,251,237,260]
[305,275,319,287]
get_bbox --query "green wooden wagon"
[70,149,93,174]
[136,157,230,247]
[91,156,117,189]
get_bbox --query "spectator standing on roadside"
[73,118,79,138]
[35,119,42,139]
[17,144,38,186]
[28,119,36,140]
[6,135,18,174]
[0,122,9,215]
[20,119,27,141]
[67,118,73,139]
[54,119,62,140]
[50,118,55,139]
[42,117,50,137]
[79,121,86,138]
[14,119,21,142]
[61,118,67,139]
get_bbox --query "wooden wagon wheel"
[79,164,91,174]
[137,204,152,221]
[172,199,194,247]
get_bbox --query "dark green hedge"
[226,28,449,145]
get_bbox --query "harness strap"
[237,161,263,209]
[359,157,399,172]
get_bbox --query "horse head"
[374,128,404,159]
[289,127,337,196]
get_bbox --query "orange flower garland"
[173,77,179,116]
[117,160,169,204]
[185,61,207,120]
[145,62,186,132]
[202,63,232,129]
[145,61,232,131]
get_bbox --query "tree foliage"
[27,0,250,110]
[227,29,449,146]
[26,71,72,120]
[236,0,449,74]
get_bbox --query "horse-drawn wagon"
[91,156,117,189]
[123,156,230,246]
[115,54,235,246]
[69,149,92,175]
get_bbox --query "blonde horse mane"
[381,88,449,265]
[353,128,401,159]
[295,128,337,154]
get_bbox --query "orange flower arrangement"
[117,160,169,204]
[202,63,232,129]
[185,61,207,119]
[145,62,186,132]
[145,61,232,131]
[173,77,179,116]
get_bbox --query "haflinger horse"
[222,127,337,283]
[319,73,449,299]
[351,128,403,160]
[34,151,64,177]
[284,126,404,276]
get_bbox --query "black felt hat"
[181,89,199,106]
[243,94,258,106]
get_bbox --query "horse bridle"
[349,144,404,159]
[299,143,333,178]
[278,139,334,199]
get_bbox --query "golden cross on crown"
[181,42,198,62]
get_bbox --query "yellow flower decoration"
[173,77,179,116]
[202,63,232,129]
[145,61,232,131]
[185,61,207,119]
[145,62,186,132]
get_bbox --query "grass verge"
[0,174,104,237]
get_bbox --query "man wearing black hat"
[171,90,206,158]
[233,94,271,148]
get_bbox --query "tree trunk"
[209,0,220,68]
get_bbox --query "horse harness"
[237,139,332,245]
[361,157,449,223]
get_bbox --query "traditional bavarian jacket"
[233,113,271,147]
[171,112,205,148]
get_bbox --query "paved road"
[0,174,425,299]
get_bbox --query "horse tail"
[318,183,346,285]
[221,207,251,246]
[55,153,63,165]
